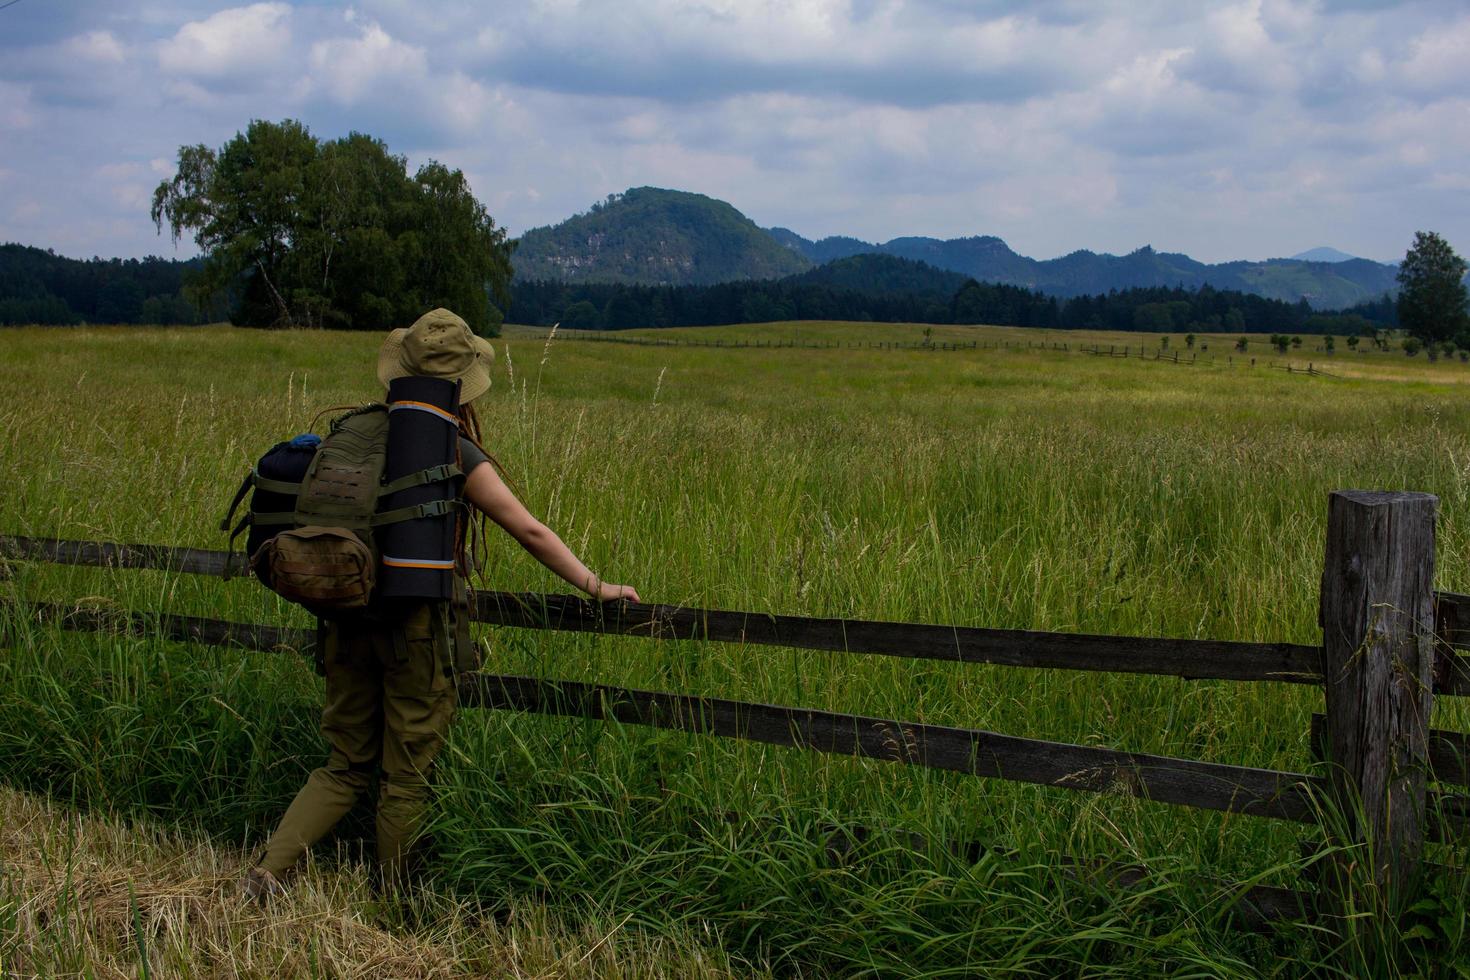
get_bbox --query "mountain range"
[512,187,1400,309]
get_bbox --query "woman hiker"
[244,308,639,898]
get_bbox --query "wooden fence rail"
[6,534,1469,693]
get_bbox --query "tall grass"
[3,322,1470,975]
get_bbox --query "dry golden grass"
[0,787,758,979]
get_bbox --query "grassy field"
[526,320,1470,386]
[3,319,1470,976]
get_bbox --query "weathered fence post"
[1320,490,1437,916]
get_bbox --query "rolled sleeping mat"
[379,375,461,599]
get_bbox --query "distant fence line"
[4,498,1469,932]
[549,332,1219,366]
[535,331,1362,373]
[548,332,989,352]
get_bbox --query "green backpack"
[224,404,459,614]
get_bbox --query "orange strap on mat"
[381,555,457,570]
[388,400,458,424]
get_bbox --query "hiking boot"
[239,866,287,904]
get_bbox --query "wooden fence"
[536,331,1465,377]
[548,332,1095,355]
[2,490,1467,928]
[1080,345,1198,364]
[538,332,1425,379]
[551,333,988,352]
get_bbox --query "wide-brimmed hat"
[377,308,495,404]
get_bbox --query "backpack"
[220,403,460,617]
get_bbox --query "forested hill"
[512,187,811,285]
[768,231,1400,310]
[0,244,209,325]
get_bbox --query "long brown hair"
[454,401,512,581]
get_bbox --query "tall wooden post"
[1320,490,1437,911]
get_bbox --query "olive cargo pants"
[260,602,455,885]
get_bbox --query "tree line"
[2,240,1404,337]
[508,276,1399,335]
[0,244,211,326]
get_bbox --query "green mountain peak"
[513,187,811,285]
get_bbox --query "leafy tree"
[560,300,600,330]
[1397,231,1469,345]
[1271,334,1289,353]
[152,119,512,333]
[1185,333,1195,348]
[1346,335,1359,350]
[604,289,648,329]
[1235,336,1249,352]
[1132,303,1174,331]
[1403,336,1423,356]
[1290,336,1302,348]
[1323,334,1335,354]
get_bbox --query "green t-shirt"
[459,436,489,476]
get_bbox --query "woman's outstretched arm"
[462,460,640,603]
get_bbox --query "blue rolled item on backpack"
[245,434,321,559]
[379,375,461,600]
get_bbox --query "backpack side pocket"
[253,526,377,613]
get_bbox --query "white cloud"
[158,3,292,80]
[0,81,34,130]
[63,31,126,64]
[1102,47,1195,102]
[300,18,520,141]
[307,20,424,104]
[10,199,43,223]
[1399,17,1470,95]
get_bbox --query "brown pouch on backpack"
[252,526,376,612]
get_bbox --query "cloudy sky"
[1,0,1467,264]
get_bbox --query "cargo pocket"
[388,603,449,689]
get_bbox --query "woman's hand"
[595,582,640,603]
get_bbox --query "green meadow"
[3,320,1469,976]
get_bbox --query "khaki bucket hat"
[377,308,495,404]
